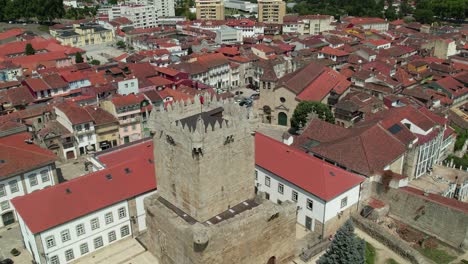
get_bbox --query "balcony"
[120,116,141,124]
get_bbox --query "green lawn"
[38,25,49,33]
[418,247,456,264]
[386,258,400,264]
[365,242,376,264]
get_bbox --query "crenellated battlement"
[149,92,258,155]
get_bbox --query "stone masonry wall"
[145,193,297,264]
[371,183,468,250]
[151,95,258,222]
[351,215,433,264]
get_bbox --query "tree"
[290,101,335,130]
[317,219,366,264]
[25,43,35,55]
[90,59,101,65]
[75,52,84,63]
[116,40,126,49]
[414,8,435,24]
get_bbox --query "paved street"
[0,224,33,264]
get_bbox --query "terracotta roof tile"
[0,132,56,179]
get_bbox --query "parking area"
[80,44,125,64]
[0,224,33,264]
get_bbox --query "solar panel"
[388,124,402,134]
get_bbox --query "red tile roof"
[111,93,146,109]
[84,106,118,126]
[0,132,56,179]
[0,86,34,106]
[55,102,94,125]
[148,76,174,87]
[0,28,24,41]
[321,46,349,57]
[12,141,155,234]
[256,133,364,201]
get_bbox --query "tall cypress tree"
[317,219,365,264]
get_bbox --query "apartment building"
[12,140,156,264]
[54,102,97,157]
[258,0,286,24]
[255,133,364,237]
[54,23,114,47]
[0,132,57,228]
[196,0,225,20]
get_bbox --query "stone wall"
[145,193,297,264]
[371,183,468,250]
[150,96,258,222]
[323,203,359,238]
[351,215,433,264]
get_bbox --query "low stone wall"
[351,215,433,264]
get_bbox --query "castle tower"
[145,94,297,264]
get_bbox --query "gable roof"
[0,132,56,179]
[55,102,94,125]
[12,140,155,234]
[295,118,406,176]
[256,133,364,201]
[277,61,351,101]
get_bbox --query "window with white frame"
[94,236,103,249]
[65,249,74,261]
[0,201,9,211]
[40,170,49,182]
[108,231,116,242]
[265,176,270,187]
[292,190,298,202]
[80,243,89,255]
[9,180,19,193]
[118,207,126,219]
[91,218,100,230]
[76,224,85,236]
[46,236,56,248]
[340,197,348,208]
[0,184,5,197]
[278,183,284,194]
[50,255,59,264]
[105,212,113,224]
[61,229,71,242]
[120,225,130,237]
[306,199,313,210]
[29,175,38,186]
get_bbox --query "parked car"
[250,93,260,100]
[239,99,252,107]
[0,258,13,264]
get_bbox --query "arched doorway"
[267,256,276,264]
[278,112,287,126]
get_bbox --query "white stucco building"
[55,103,97,157]
[255,133,365,237]
[12,140,156,264]
[0,132,57,228]
[215,25,243,44]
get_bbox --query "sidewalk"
[71,238,148,264]
[355,227,410,264]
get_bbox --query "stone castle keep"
[145,95,297,264]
